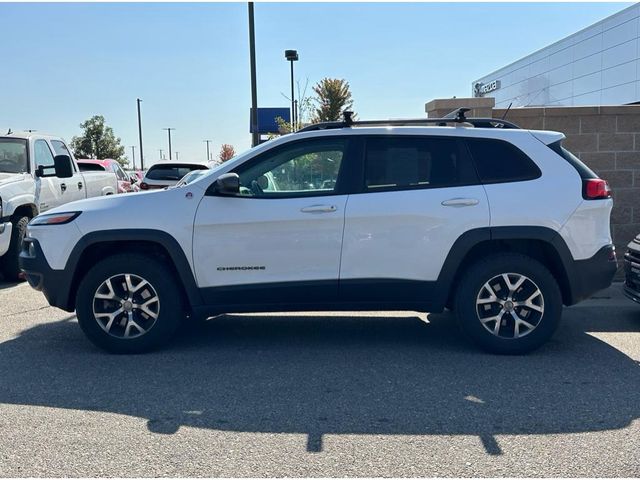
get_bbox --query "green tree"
[70,115,126,166]
[312,78,354,122]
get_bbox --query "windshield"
[0,138,28,174]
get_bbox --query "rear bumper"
[623,239,640,304]
[0,221,12,257]
[19,237,74,311]
[565,244,617,305]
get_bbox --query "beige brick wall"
[493,105,640,262]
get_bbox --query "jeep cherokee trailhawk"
[19,110,617,354]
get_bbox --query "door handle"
[78,182,83,190]
[441,198,479,207]
[300,204,337,213]
[60,183,67,192]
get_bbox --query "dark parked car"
[623,235,640,303]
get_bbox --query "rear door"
[339,134,490,303]
[193,136,354,305]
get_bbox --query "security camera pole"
[285,49,299,131]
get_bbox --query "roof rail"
[296,108,521,133]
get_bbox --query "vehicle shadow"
[0,308,638,455]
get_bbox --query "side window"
[50,140,70,157]
[233,139,347,197]
[112,164,126,180]
[50,140,77,172]
[466,138,541,184]
[364,136,477,191]
[34,140,55,169]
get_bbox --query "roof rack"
[296,108,521,133]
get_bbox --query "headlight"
[30,211,81,226]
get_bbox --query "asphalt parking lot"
[0,279,639,477]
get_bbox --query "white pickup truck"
[0,131,117,280]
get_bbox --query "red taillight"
[583,179,611,200]
[140,182,149,190]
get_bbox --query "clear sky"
[0,2,632,167]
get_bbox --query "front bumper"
[19,237,75,311]
[0,221,12,257]
[623,237,640,304]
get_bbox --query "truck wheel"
[454,253,562,355]
[1,216,29,281]
[75,253,184,353]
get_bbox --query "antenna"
[502,102,513,121]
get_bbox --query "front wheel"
[1,216,29,281]
[76,254,184,353]
[454,253,562,354]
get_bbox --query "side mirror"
[214,173,240,195]
[53,155,73,179]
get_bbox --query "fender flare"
[66,229,203,308]
[437,226,579,305]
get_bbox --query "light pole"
[285,49,298,131]
[248,2,259,147]
[175,151,179,161]
[159,149,164,160]
[130,146,136,170]
[137,98,144,169]
[163,128,175,160]
[204,139,212,162]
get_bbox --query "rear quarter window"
[548,140,597,180]
[466,138,541,184]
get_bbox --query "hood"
[44,188,168,216]
[0,172,25,186]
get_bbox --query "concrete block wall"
[426,98,640,273]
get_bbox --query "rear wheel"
[1,215,29,281]
[76,254,184,353]
[454,253,562,354]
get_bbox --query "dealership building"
[425,4,640,274]
[472,3,640,108]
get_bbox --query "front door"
[50,139,85,202]
[193,137,353,306]
[32,139,63,212]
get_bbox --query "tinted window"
[364,136,477,191]
[34,140,55,169]
[548,140,597,180]
[233,138,346,197]
[466,138,541,184]
[77,163,106,172]
[147,165,207,180]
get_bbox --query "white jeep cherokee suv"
[20,110,617,354]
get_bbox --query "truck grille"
[624,247,640,291]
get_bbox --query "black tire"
[454,253,562,355]
[1,216,29,281]
[75,253,184,353]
